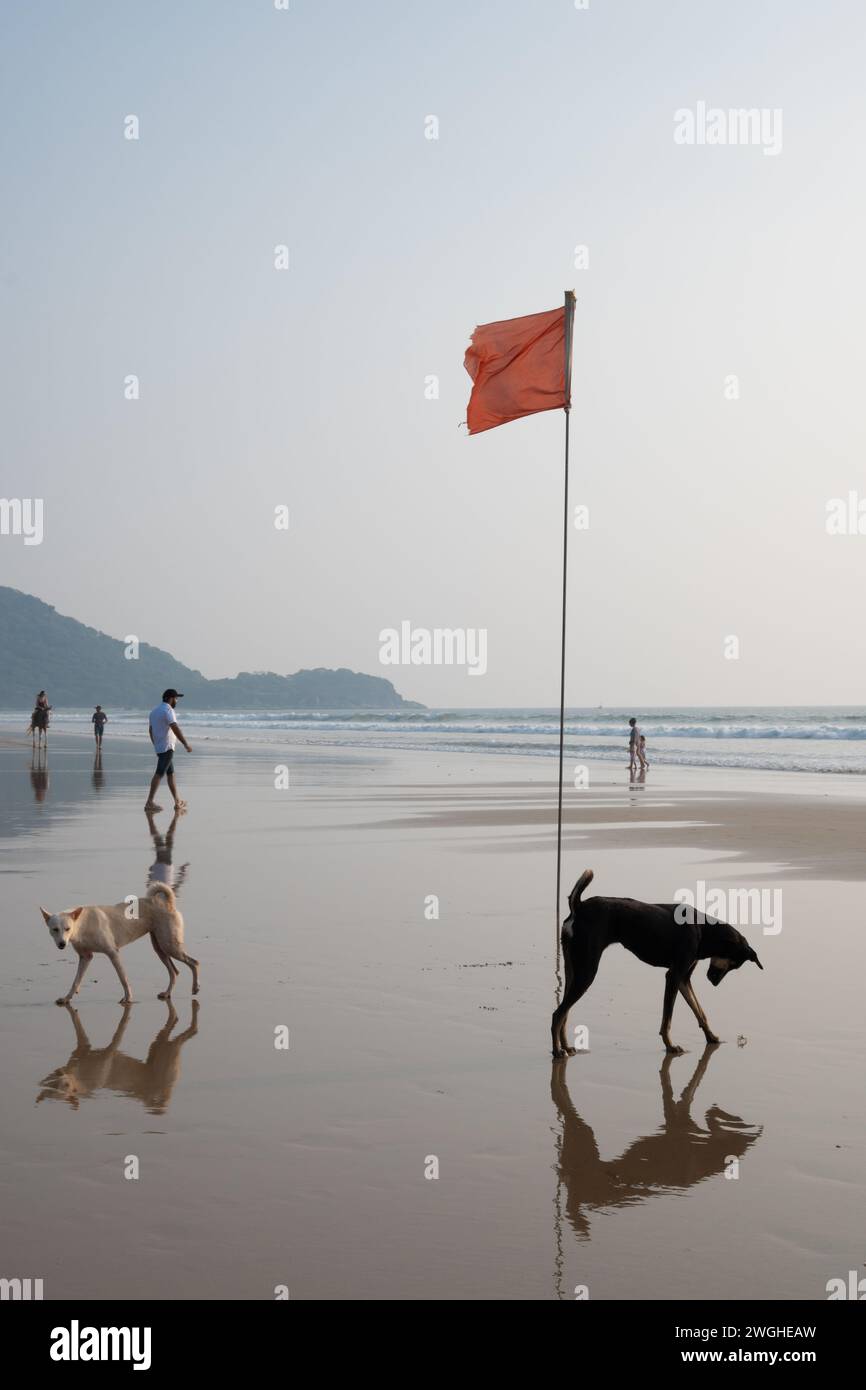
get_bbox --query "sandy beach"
[0,727,863,1301]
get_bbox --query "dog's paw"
[704,1034,722,1046]
[157,991,172,1001]
[664,1044,685,1055]
[55,997,69,1006]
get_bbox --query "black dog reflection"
[36,1001,199,1115]
[551,1046,762,1239]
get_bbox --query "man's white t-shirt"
[150,702,177,754]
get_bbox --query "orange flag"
[464,303,570,435]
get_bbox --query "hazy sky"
[2,1,865,707]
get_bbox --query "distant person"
[28,690,51,742]
[92,705,108,744]
[627,716,641,775]
[638,734,649,771]
[145,689,191,813]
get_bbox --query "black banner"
[4,1299,859,1373]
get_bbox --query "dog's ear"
[69,908,84,922]
[39,907,52,925]
[749,949,763,970]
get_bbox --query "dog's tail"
[568,869,594,913]
[146,881,176,912]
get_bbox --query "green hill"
[0,587,421,711]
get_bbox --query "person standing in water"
[92,705,108,745]
[145,689,191,813]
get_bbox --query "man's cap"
[162,689,184,701]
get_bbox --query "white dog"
[40,882,199,1006]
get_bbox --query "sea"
[16,706,866,776]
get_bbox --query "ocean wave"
[174,730,866,776]
[21,709,866,740]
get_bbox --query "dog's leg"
[154,918,200,995]
[56,950,93,1006]
[166,945,199,995]
[551,937,602,1059]
[678,972,720,1045]
[107,949,134,1005]
[660,970,684,1054]
[157,949,178,1000]
[150,933,178,1000]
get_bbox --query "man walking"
[628,716,641,776]
[92,705,108,745]
[145,689,191,812]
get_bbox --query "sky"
[2,0,865,708]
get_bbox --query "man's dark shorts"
[155,750,174,777]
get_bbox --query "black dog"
[551,870,763,1058]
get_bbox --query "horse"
[28,703,50,748]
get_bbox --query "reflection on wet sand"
[92,746,104,791]
[552,1046,762,1242]
[145,807,189,897]
[36,1001,199,1115]
[30,748,49,802]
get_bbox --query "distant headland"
[0,587,423,711]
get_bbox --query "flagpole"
[555,291,576,982]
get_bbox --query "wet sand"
[0,731,863,1300]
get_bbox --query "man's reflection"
[146,806,189,897]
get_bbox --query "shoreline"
[5,709,866,783]
[5,719,866,794]
[3,728,866,879]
